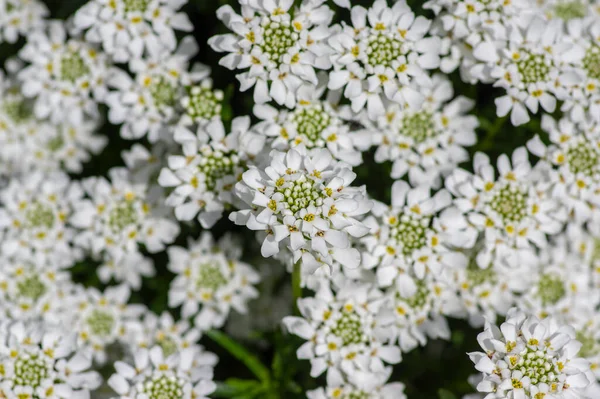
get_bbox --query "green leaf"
[205,330,271,382]
[438,389,458,399]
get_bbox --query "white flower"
[383,270,463,353]
[0,0,48,44]
[474,18,580,125]
[167,232,260,331]
[307,367,406,399]
[0,78,103,176]
[71,167,179,262]
[469,308,593,398]
[127,311,208,360]
[357,74,477,187]
[0,171,83,268]
[445,147,565,268]
[327,0,440,118]
[253,83,363,166]
[208,0,334,107]
[73,0,193,62]
[283,281,400,382]
[361,180,466,281]
[105,38,208,142]
[0,321,102,398]
[97,251,155,290]
[516,230,599,322]
[528,115,600,224]
[230,146,372,274]
[0,256,74,324]
[68,284,145,364]
[158,117,258,229]
[107,346,216,399]
[18,21,111,125]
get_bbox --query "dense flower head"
[18,21,111,125]
[70,167,179,264]
[307,367,406,399]
[231,145,372,274]
[469,308,594,398]
[445,147,566,268]
[0,321,102,399]
[253,83,363,166]
[357,74,477,187]
[73,0,193,62]
[167,232,260,331]
[0,171,83,268]
[105,38,209,142]
[107,346,217,399]
[0,0,48,44]
[159,117,261,229]
[209,0,335,108]
[327,0,440,118]
[284,280,401,382]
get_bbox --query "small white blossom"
[0,321,102,398]
[167,232,260,331]
[230,146,372,274]
[71,167,179,263]
[208,0,334,107]
[327,0,440,118]
[73,0,193,62]
[356,74,477,187]
[0,0,48,44]
[18,22,111,125]
[307,367,406,399]
[469,308,593,398]
[105,39,208,142]
[107,346,216,399]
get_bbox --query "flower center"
[576,330,600,358]
[566,139,599,177]
[583,45,600,80]
[86,309,116,337]
[516,53,551,84]
[17,275,47,300]
[25,202,56,229]
[196,263,227,291]
[141,374,185,399]
[60,52,89,83]
[184,85,222,121]
[488,183,529,224]
[366,32,403,68]
[198,148,238,191]
[343,391,369,399]
[514,346,558,386]
[260,19,297,65]
[331,310,365,346]
[387,213,430,256]
[466,261,497,287]
[399,111,439,143]
[537,273,566,305]
[47,135,65,152]
[276,175,325,214]
[552,0,587,20]
[157,336,178,358]
[403,281,431,310]
[2,99,32,124]
[150,77,177,108]
[291,105,332,146]
[13,353,50,389]
[123,0,150,13]
[108,201,138,232]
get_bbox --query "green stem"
[205,330,271,383]
[292,260,302,314]
[476,116,507,152]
